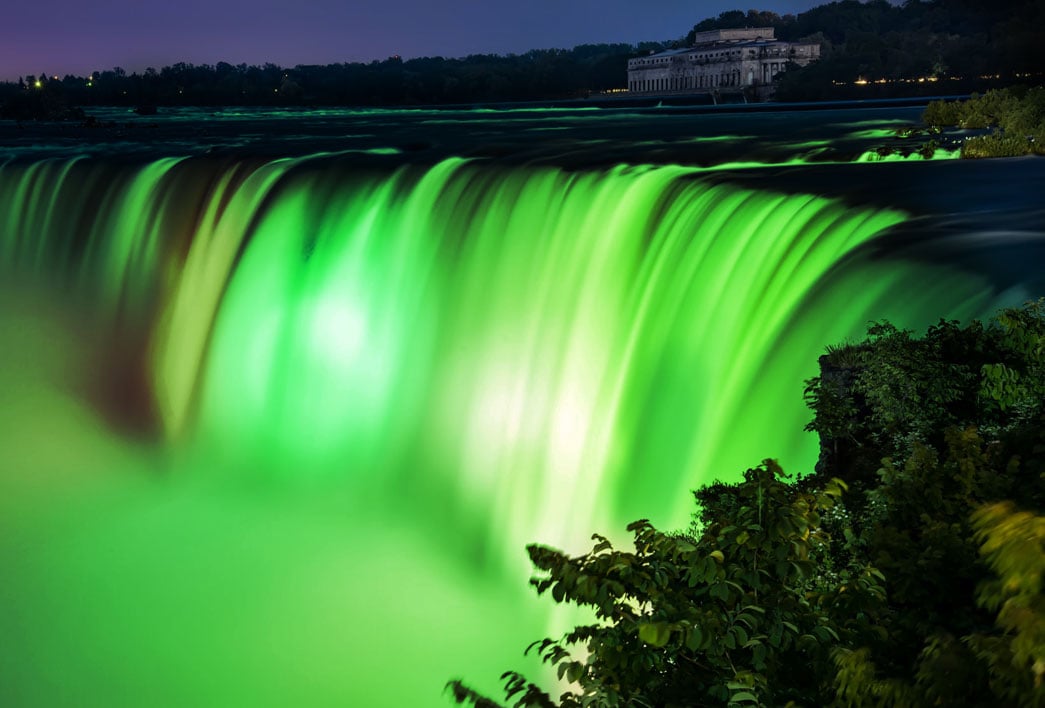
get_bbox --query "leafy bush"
[450,463,875,707]
[921,87,1045,158]
[962,131,1035,158]
[923,99,963,128]
[967,502,1045,705]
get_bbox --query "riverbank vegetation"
[449,300,1045,707]
[923,88,1045,158]
[862,87,1045,160]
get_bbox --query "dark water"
[1,103,937,162]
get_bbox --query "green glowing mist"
[0,156,1006,707]
[190,159,919,550]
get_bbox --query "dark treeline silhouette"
[689,1,1044,100]
[1,0,1041,114]
[0,44,667,114]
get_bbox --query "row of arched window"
[628,71,745,93]
[629,62,785,93]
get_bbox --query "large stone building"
[627,28,820,100]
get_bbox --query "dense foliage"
[449,300,1045,706]
[757,0,1045,101]
[921,88,1045,157]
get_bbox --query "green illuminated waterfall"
[0,155,1003,706]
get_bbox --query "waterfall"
[193,158,919,548]
[0,154,1003,706]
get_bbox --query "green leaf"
[552,582,565,603]
[736,613,758,629]
[686,626,704,651]
[638,622,671,648]
[753,643,767,668]
[730,691,758,703]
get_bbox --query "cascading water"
[0,151,1019,706]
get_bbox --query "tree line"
[1,0,1041,113]
[728,0,1045,100]
[0,44,662,114]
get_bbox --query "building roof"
[644,48,694,58]
[691,27,776,45]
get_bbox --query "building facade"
[627,28,820,100]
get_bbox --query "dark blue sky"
[2,1,825,80]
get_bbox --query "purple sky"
[2,1,824,81]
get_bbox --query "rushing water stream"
[1,105,1042,706]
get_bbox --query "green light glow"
[0,154,1007,706]
[846,128,905,139]
[856,148,961,162]
[152,158,295,438]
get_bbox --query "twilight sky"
[2,1,824,81]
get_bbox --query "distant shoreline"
[0,93,967,124]
[400,93,968,113]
